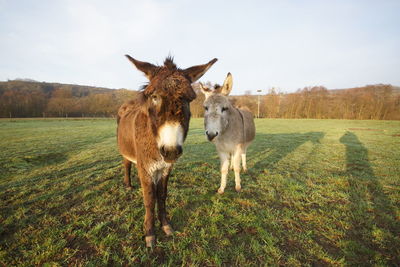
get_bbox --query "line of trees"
[246,84,400,120]
[1,80,399,120]
[0,80,137,118]
[190,84,400,120]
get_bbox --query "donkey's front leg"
[218,152,230,194]
[157,166,174,236]
[138,168,157,248]
[233,148,243,192]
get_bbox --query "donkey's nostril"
[177,145,183,155]
[206,131,218,141]
[160,145,182,162]
[160,146,167,157]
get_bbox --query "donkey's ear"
[125,55,158,80]
[183,58,218,83]
[221,72,233,96]
[199,82,213,99]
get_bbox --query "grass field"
[0,118,399,266]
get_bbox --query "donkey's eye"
[204,106,208,111]
[221,107,228,112]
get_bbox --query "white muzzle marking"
[158,122,184,149]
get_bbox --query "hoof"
[235,186,242,192]
[125,185,133,191]
[162,224,174,236]
[145,235,156,248]
[217,188,224,194]
[243,167,248,173]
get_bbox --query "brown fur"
[117,55,217,247]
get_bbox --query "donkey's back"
[117,97,145,164]
[236,107,255,145]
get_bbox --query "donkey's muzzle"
[206,131,218,141]
[160,145,183,162]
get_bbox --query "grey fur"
[200,73,255,193]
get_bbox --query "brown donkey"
[117,55,217,247]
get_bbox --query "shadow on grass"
[173,131,399,265]
[0,158,122,244]
[182,131,325,182]
[0,132,114,180]
[176,131,325,201]
[243,132,325,188]
[0,152,69,181]
[340,131,399,265]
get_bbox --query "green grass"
[1,118,399,266]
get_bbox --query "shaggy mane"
[163,56,177,70]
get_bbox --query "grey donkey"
[200,73,255,194]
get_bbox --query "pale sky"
[1,0,399,94]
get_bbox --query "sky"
[1,0,399,94]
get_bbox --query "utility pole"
[257,89,262,118]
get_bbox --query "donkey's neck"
[220,107,245,141]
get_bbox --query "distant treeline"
[0,80,137,118]
[192,83,400,120]
[1,80,399,120]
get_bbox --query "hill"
[0,80,399,120]
[328,84,400,95]
[0,80,137,118]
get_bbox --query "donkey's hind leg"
[123,158,133,190]
[241,154,247,172]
